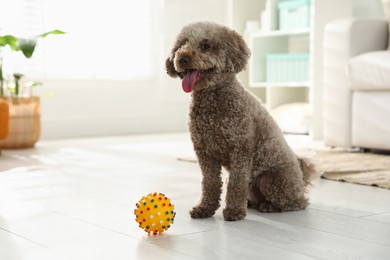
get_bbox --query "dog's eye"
[201,43,211,51]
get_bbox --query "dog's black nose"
[179,56,191,66]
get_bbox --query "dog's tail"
[297,156,320,190]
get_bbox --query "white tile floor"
[0,133,390,260]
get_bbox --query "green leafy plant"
[0,30,65,96]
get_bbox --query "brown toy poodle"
[165,21,317,221]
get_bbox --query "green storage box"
[266,53,309,83]
[278,0,311,30]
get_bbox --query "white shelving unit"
[248,2,311,115]
[244,0,312,135]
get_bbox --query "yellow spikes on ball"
[134,192,176,235]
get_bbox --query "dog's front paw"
[189,205,216,219]
[223,207,246,221]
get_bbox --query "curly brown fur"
[166,21,317,221]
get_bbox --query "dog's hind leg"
[248,174,280,212]
[190,151,223,219]
[255,171,308,212]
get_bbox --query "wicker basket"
[0,97,40,149]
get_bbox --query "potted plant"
[0,30,64,149]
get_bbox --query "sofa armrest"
[323,18,388,148]
[326,18,388,57]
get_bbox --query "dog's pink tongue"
[182,70,201,93]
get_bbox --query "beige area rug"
[305,149,390,189]
[178,149,390,189]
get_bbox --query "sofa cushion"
[348,51,390,90]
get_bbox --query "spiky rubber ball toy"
[134,192,176,235]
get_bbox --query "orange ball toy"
[134,192,176,235]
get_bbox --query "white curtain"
[0,0,162,81]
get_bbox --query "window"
[0,0,161,81]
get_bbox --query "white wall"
[38,0,228,140]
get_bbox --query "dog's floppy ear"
[224,29,251,73]
[165,56,179,78]
[165,36,188,78]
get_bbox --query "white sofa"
[323,18,390,150]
